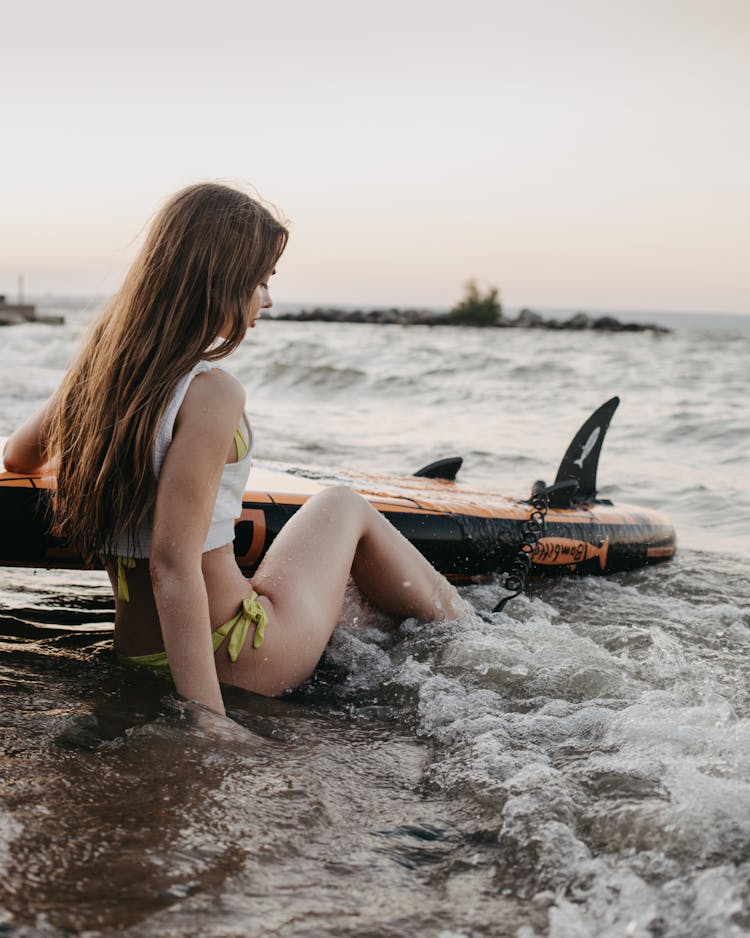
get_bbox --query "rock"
[592,315,624,330]
[563,312,592,329]
[514,308,547,328]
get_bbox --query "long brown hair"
[48,182,289,560]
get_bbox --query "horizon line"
[5,293,749,321]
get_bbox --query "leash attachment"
[491,479,577,613]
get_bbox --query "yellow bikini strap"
[117,556,136,602]
[233,425,249,461]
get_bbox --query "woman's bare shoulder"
[176,367,246,435]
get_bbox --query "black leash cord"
[489,478,579,613]
[492,483,549,612]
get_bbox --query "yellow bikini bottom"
[118,592,268,676]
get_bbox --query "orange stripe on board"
[241,491,275,504]
[366,499,443,515]
[647,545,677,558]
[235,507,267,567]
[0,472,51,488]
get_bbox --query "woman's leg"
[215,486,469,695]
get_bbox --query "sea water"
[0,306,748,937]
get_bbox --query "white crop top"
[107,361,252,558]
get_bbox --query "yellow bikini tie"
[117,592,268,675]
[210,592,267,660]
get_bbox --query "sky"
[1,0,748,314]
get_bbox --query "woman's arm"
[150,369,246,717]
[2,393,59,473]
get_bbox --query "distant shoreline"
[7,297,748,332]
[0,295,65,327]
[269,306,671,333]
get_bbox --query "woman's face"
[216,271,275,341]
[246,272,275,329]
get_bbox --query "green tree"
[449,279,502,326]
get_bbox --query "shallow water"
[1,308,749,937]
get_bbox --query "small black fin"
[553,397,620,504]
[414,456,463,480]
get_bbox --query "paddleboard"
[0,398,676,580]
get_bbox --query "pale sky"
[1,0,748,313]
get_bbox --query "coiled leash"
[490,478,578,613]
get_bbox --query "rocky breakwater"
[271,306,670,333]
[511,308,670,333]
[273,306,448,326]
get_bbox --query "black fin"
[553,397,620,503]
[414,456,463,480]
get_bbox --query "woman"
[3,182,468,718]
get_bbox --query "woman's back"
[106,361,252,560]
[106,363,255,658]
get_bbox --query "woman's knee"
[310,484,368,518]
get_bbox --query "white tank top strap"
[153,360,213,476]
